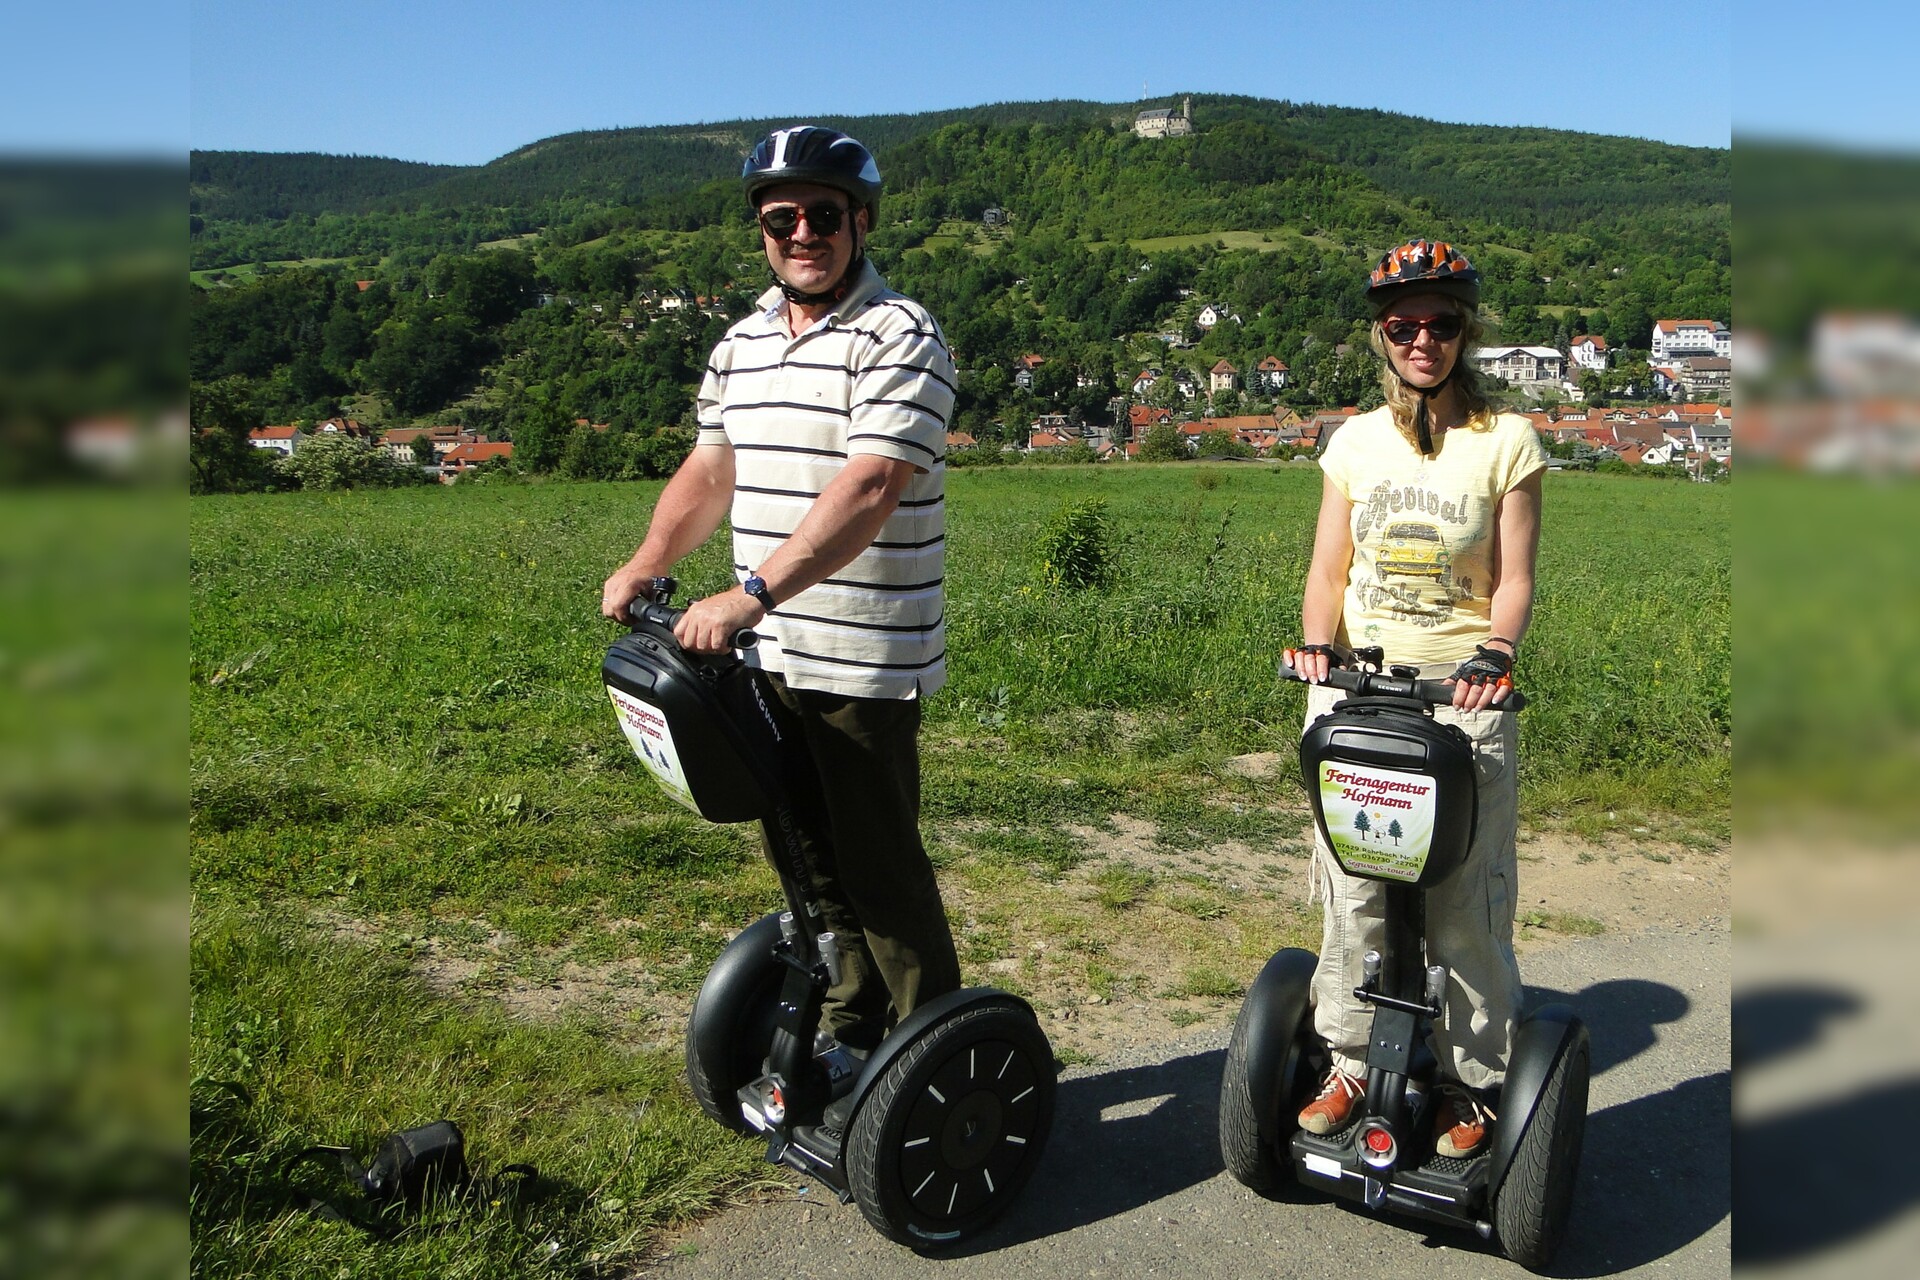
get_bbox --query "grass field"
[189,465,1727,1275]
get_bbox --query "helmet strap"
[1399,364,1454,457]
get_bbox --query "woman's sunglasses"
[757,201,849,241]
[1383,314,1465,345]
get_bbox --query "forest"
[188,95,1730,489]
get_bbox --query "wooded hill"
[192,94,1727,261]
[189,95,1729,488]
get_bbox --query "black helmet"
[1365,239,1481,315]
[742,126,883,214]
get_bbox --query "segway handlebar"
[1278,659,1527,712]
[627,599,760,651]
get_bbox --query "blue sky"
[171,0,1742,164]
[40,0,1920,163]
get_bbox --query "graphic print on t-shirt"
[1350,478,1488,629]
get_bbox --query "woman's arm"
[1456,468,1543,710]
[1292,474,1355,684]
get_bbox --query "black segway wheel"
[846,1000,1055,1246]
[1218,947,1318,1198]
[684,913,786,1133]
[1492,1034,1590,1271]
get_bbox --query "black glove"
[1449,644,1513,687]
[1296,642,1343,667]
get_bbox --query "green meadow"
[190,465,1727,1275]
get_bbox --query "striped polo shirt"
[695,262,956,699]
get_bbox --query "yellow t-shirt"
[1319,407,1548,666]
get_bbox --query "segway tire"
[1492,1034,1590,1271]
[846,1001,1055,1247]
[1219,1006,1286,1194]
[684,915,786,1133]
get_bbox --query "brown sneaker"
[1298,1067,1364,1135]
[1434,1082,1495,1157]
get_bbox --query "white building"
[1569,335,1609,373]
[1651,319,1732,362]
[1469,346,1566,385]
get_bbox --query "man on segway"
[600,126,961,1093]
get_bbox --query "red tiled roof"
[250,426,299,440]
[946,431,977,447]
[444,442,514,465]
[1257,356,1288,371]
[1129,406,1173,427]
[1017,353,1045,369]
[1028,431,1074,449]
[1211,359,1238,373]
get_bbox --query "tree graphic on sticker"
[1354,810,1373,842]
[1387,819,1403,846]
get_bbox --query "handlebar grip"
[627,601,759,651]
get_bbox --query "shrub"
[1037,497,1113,590]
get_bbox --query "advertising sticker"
[1317,761,1438,882]
[607,685,698,813]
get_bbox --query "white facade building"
[1651,319,1732,362]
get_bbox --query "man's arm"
[599,444,735,622]
[672,453,919,652]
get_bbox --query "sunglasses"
[757,201,850,240]
[1383,314,1465,345]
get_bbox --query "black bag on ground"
[287,1119,534,1229]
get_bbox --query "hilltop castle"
[1133,96,1193,139]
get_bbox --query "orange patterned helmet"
[1366,239,1481,314]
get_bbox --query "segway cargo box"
[602,614,793,824]
[1299,696,1477,888]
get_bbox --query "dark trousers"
[759,675,961,1049]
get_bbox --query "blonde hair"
[1368,296,1496,452]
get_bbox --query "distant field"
[1094,228,1338,254]
[191,256,356,288]
[188,466,1726,1275]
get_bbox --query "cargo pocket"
[1453,705,1513,791]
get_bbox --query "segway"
[1218,649,1588,1272]
[602,578,1056,1246]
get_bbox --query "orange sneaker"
[1434,1082,1495,1157]
[1298,1067,1364,1135]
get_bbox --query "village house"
[379,424,486,464]
[1253,355,1290,392]
[1651,319,1732,362]
[1131,368,1161,396]
[247,426,304,456]
[1209,359,1239,393]
[1127,404,1174,442]
[1679,356,1732,401]
[945,430,978,452]
[439,441,513,482]
[1469,345,1566,385]
[1569,335,1609,372]
[1195,303,1232,331]
[1013,353,1045,390]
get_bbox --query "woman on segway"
[1284,239,1549,1161]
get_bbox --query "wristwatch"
[742,574,776,612]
